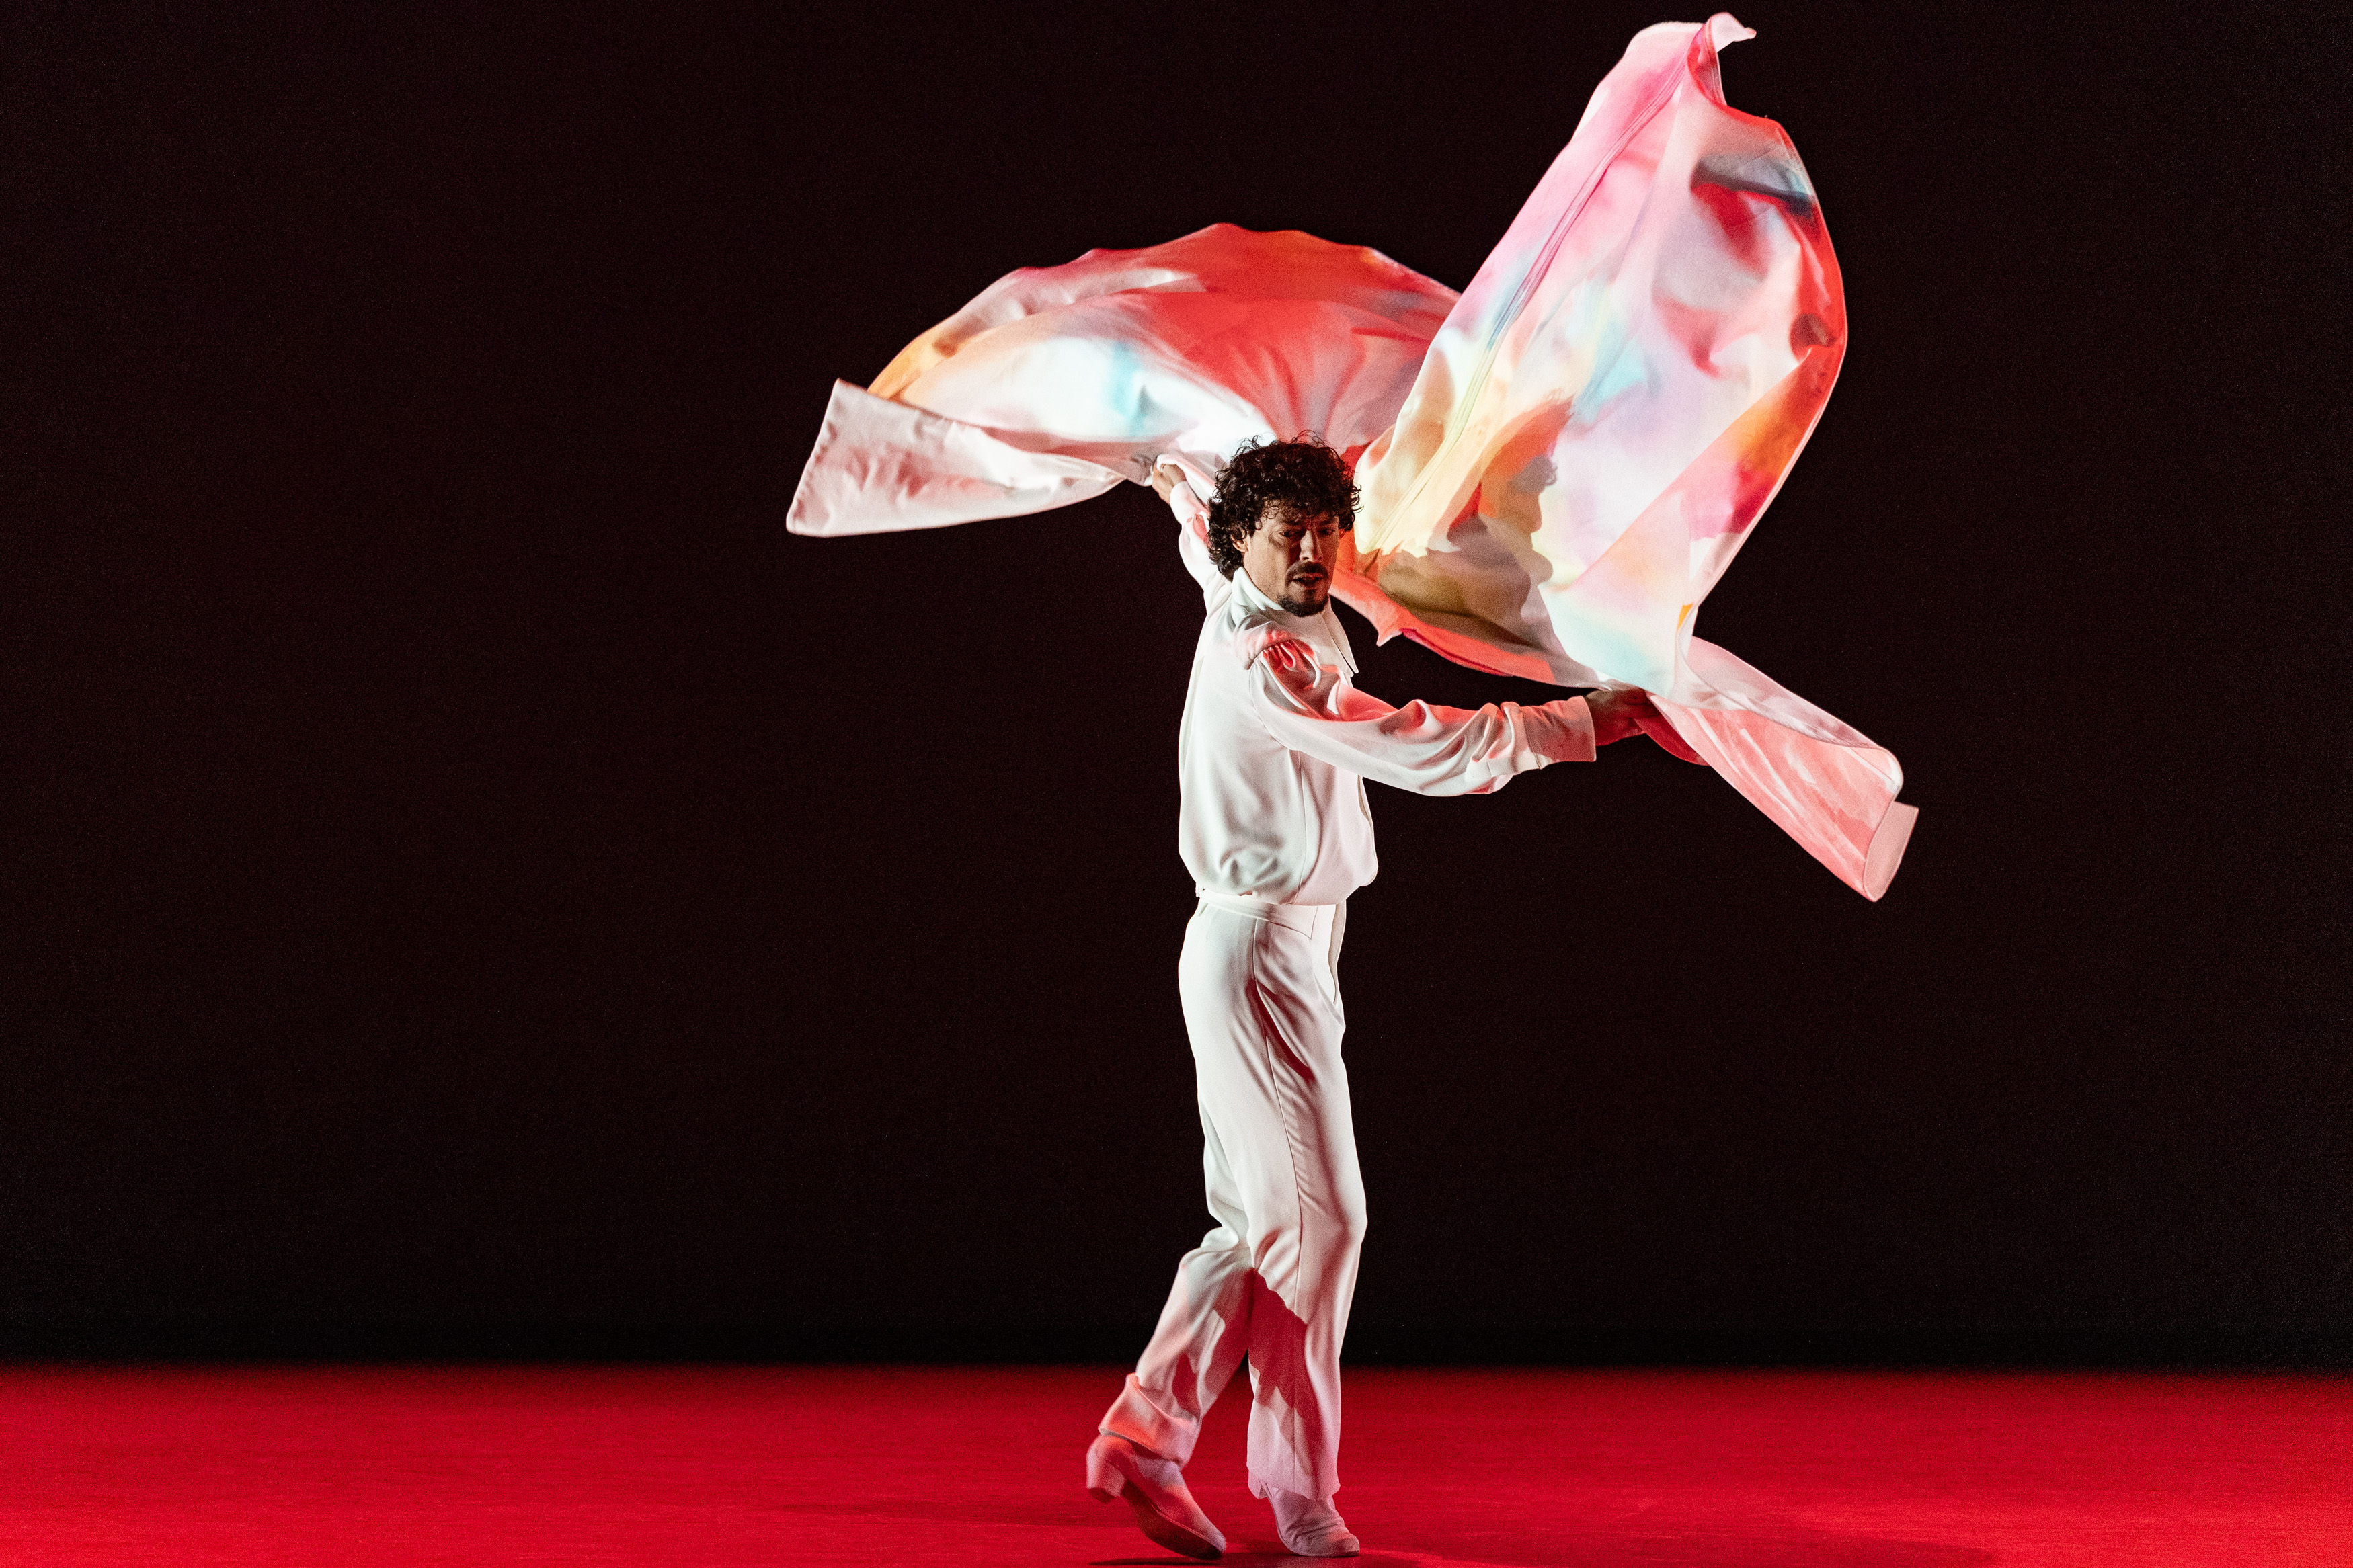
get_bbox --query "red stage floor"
[3,1365,2346,1565]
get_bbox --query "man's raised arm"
[1152,459,1224,597]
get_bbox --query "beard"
[1277,574,1331,617]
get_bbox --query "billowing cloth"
[789,226,1454,532]
[790,14,1916,899]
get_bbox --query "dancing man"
[1084,438,1687,1559]
[791,22,1901,1550]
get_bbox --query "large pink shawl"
[791,15,1916,899]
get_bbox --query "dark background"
[5,2,2342,1363]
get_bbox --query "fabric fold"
[790,380,1124,536]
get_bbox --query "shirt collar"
[1229,566,1295,622]
[1230,567,1356,675]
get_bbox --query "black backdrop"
[6,2,2343,1362]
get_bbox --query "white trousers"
[1101,892,1367,1501]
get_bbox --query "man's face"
[1242,503,1343,616]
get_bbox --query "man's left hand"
[1587,689,1705,763]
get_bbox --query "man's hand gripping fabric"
[1589,688,1706,761]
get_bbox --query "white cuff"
[1517,696,1595,764]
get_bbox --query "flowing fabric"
[790,14,1917,899]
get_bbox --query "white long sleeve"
[1160,457,1226,601]
[1247,636,1592,795]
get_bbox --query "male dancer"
[1084,439,1681,1559]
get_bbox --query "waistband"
[1194,887,1339,932]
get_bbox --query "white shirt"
[1174,522,1595,905]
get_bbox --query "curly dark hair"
[1205,436,1359,579]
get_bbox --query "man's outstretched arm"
[1246,634,1698,791]
[1245,632,1667,794]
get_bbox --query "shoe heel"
[1085,1437,1127,1503]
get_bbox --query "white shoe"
[1270,1487,1360,1556]
[1086,1432,1225,1561]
